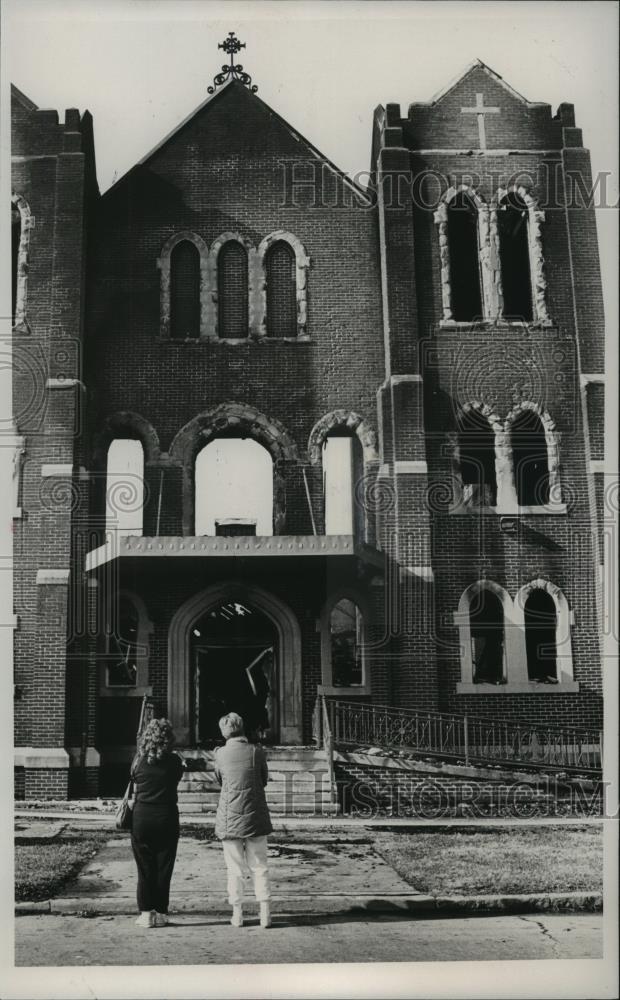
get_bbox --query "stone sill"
[98,686,153,698]
[154,336,311,345]
[439,319,554,330]
[456,681,580,695]
[448,504,567,516]
[317,685,370,697]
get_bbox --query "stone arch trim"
[319,586,372,693]
[167,581,303,745]
[308,410,379,465]
[504,401,561,505]
[157,231,209,339]
[207,232,255,340]
[454,579,514,685]
[492,185,550,324]
[11,193,33,333]
[257,230,310,339]
[514,578,574,683]
[450,401,504,509]
[433,185,498,322]
[169,402,298,535]
[92,411,161,466]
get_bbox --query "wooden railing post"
[463,715,469,765]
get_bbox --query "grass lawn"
[15,828,111,902]
[373,825,603,895]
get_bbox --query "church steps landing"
[177,748,339,815]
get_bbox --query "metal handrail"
[326,699,602,775]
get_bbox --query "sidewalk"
[16,823,602,918]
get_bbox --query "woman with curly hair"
[130,718,184,928]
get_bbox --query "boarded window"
[511,410,550,506]
[330,598,364,687]
[470,589,505,684]
[170,240,200,338]
[195,438,273,536]
[218,241,248,338]
[107,596,139,687]
[458,410,497,506]
[447,193,482,321]
[525,588,558,682]
[106,438,145,536]
[12,204,20,324]
[323,435,363,535]
[498,193,533,321]
[266,241,296,338]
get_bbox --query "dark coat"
[213,737,273,840]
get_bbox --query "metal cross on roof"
[208,32,258,94]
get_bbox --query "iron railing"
[137,694,155,743]
[316,697,602,775]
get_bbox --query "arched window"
[12,203,21,325]
[218,241,248,338]
[329,598,364,687]
[524,588,558,682]
[470,588,505,684]
[457,409,497,506]
[106,439,145,536]
[498,192,533,321]
[107,596,139,687]
[195,438,273,536]
[511,410,550,506]
[170,240,200,338]
[323,434,363,535]
[447,192,482,321]
[265,241,296,338]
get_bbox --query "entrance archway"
[168,582,302,745]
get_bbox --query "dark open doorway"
[191,600,277,746]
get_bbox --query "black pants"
[131,806,179,914]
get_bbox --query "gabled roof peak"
[427,59,546,108]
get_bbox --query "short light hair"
[219,712,245,739]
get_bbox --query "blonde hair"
[138,718,175,763]
[219,712,245,739]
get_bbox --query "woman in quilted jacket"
[214,712,273,928]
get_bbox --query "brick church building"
[11,47,605,799]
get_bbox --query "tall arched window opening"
[524,588,558,682]
[265,241,296,338]
[323,434,363,536]
[106,439,144,536]
[498,192,533,321]
[447,193,482,321]
[170,240,200,338]
[457,410,497,506]
[218,241,248,338]
[12,203,21,325]
[470,588,505,684]
[195,438,273,536]
[107,596,139,687]
[330,598,364,687]
[511,410,550,506]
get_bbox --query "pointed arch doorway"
[168,582,303,746]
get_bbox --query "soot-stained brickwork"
[11,59,605,797]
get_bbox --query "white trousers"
[221,836,270,905]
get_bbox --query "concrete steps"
[177,747,339,816]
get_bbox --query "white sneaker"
[230,905,244,928]
[135,911,154,928]
[153,912,169,927]
[259,902,272,929]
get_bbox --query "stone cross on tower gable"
[460,92,500,149]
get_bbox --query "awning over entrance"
[85,534,386,573]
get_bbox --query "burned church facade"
[11,52,605,797]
